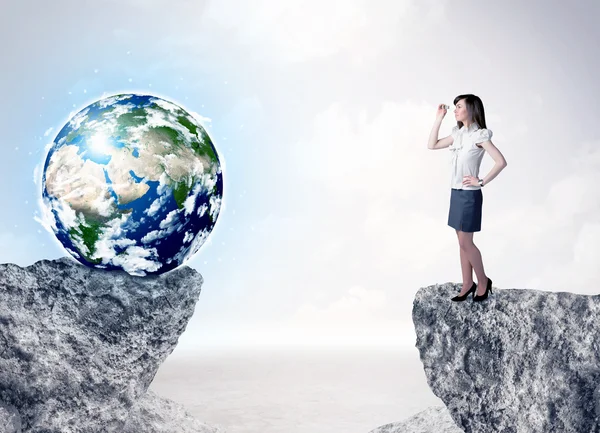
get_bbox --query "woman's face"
[454,99,471,124]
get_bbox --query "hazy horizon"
[151,345,441,433]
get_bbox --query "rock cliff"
[411,282,600,433]
[0,258,222,433]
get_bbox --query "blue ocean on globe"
[41,93,224,276]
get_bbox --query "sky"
[1,0,600,354]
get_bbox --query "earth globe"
[41,93,224,276]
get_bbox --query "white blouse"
[448,123,492,190]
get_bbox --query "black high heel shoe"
[451,282,477,302]
[473,277,493,302]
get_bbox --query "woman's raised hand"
[436,103,448,120]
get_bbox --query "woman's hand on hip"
[462,175,479,187]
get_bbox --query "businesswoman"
[427,94,508,302]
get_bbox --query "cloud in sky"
[284,285,407,345]
[202,0,445,63]
[177,284,408,349]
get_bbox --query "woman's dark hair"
[453,94,487,129]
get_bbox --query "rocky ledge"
[411,282,600,433]
[368,406,462,433]
[0,257,222,433]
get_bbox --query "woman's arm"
[428,118,453,150]
[479,140,507,186]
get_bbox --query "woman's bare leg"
[458,230,488,296]
[456,229,474,295]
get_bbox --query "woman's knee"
[458,232,474,250]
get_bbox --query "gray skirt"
[448,188,483,232]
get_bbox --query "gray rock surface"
[123,389,224,433]
[0,389,224,433]
[413,282,600,433]
[0,400,21,433]
[368,406,462,433]
[0,257,219,433]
